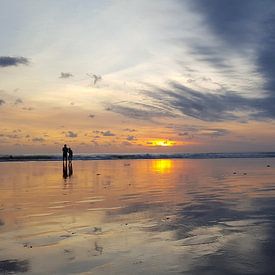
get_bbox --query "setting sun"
[149,140,175,147]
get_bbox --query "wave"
[1,152,275,162]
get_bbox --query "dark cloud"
[109,79,275,122]
[102,130,115,137]
[0,99,5,106]
[188,0,271,46]
[59,72,73,78]
[88,114,95,118]
[65,131,78,138]
[0,56,30,67]
[184,0,275,121]
[145,83,258,122]
[32,137,45,142]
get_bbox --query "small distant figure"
[68,147,73,162]
[62,144,68,162]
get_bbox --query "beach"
[1,158,275,274]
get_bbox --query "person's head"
[64,144,67,147]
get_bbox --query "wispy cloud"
[0,56,29,67]
[123,128,136,132]
[201,128,230,137]
[107,101,176,120]
[22,107,34,111]
[126,135,136,141]
[14,98,23,105]
[32,137,46,142]
[65,131,78,138]
[102,130,115,137]
[59,72,73,79]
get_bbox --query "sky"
[1,0,275,154]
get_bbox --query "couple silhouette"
[62,144,73,162]
[62,144,73,179]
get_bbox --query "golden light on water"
[152,159,173,173]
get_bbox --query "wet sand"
[1,158,275,274]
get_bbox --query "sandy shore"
[1,158,275,274]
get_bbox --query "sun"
[149,139,175,147]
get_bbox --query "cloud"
[65,131,78,138]
[123,128,136,132]
[201,128,230,137]
[0,134,19,139]
[126,135,136,141]
[107,101,176,120]
[178,132,189,136]
[109,78,275,122]
[0,56,30,67]
[88,114,95,118]
[182,0,275,121]
[0,99,5,106]
[14,98,23,105]
[101,130,115,136]
[32,137,45,142]
[59,72,73,78]
[188,0,269,47]
[109,83,253,122]
[22,107,34,111]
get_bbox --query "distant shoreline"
[1,152,275,162]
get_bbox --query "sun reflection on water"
[152,159,173,174]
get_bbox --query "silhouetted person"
[68,161,73,177]
[63,161,68,179]
[68,147,73,162]
[62,144,68,162]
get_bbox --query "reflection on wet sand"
[63,161,73,179]
[1,159,275,274]
[0,259,29,273]
[152,159,173,174]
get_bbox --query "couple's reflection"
[63,161,73,179]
